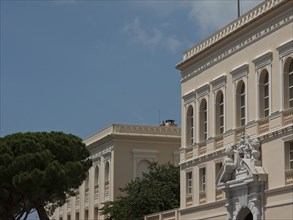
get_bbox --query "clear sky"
[1,0,261,140]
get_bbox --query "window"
[259,70,270,118]
[199,99,208,141]
[84,173,89,190]
[215,91,224,135]
[186,106,194,146]
[94,166,99,187]
[215,162,223,179]
[236,81,246,127]
[199,167,206,192]
[285,141,293,185]
[289,60,293,108]
[105,161,110,185]
[287,142,293,170]
[284,58,293,109]
[186,172,192,196]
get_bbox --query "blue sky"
[1,0,261,139]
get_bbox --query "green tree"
[100,162,180,220]
[0,132,92,220]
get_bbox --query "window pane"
[241,118,245,126]
[289,73,293,86]
[220,105,224,115]
[265,98,269,109]
[289,87,293,99]
[290,161,293,170]
[290,151,293,160]
[241,107,245,118]
[241,95,245,105]
[264,85,269,97]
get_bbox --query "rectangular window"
[199,167,206,192]
[186,172,192,195]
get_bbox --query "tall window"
[186,172,192,196]
[289,60,293,108]
[200,99,208,141]
[94,166,99,187]
[84,173,89,190]
[236,81,246,127]
[199,167,206,192]
[186,106,194,146]
[288,142,293,170]
[215,91,224,135]
[259,70,270,118]
[105,161,110,185]
[284,58,293,109]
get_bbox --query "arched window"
[105,161,110,185]
[186,105,194,146]
[94,166,99,187]
[289,59,293,108]
[259,70,269,118]
[215,91,224,135]
[199,99,208,141]
[284,58,293,109]
[236,81,246,127]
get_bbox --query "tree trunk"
[34,202,49,220]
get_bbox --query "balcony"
[285,169,293,185]
[75,195,80,207]
[199,191,207,204]
[198,142,207,155]
[283,108,293,126]
[186,196,193,207]
[235,126,245,142]
[84,188,89,206]
[185,148,193,160]
[216,189,224,201]
[258,117,269,134]
[94,185,99,202]
[214,135,224,149]
[105,180,110,200]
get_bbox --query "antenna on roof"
[237,0,241,17]
[158,110,161,125]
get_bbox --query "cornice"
[179,0,287,62]
[177,0,292,82]
[84,124,181,146]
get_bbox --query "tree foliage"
[100,162,180,220]
[0,132,92,220]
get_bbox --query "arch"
[215,90,224,135]
[284,57,293,109]
[259,69,269,118]
[199,98,208,141]
[236,80,246,127]
[186,105,194,146]
[236,207,253,220]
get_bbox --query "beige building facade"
[52,121,181,220]
[146,0,293,220]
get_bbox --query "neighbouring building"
[52,121,181,220]
[145,0,293,220]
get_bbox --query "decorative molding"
[196,83,210,98]
[182,0,286,61]
[181,148,226,169]
[211,75,227,91]
[230,64,249,81]
[277,39,293,58]
[178,1,292,82]
[252,51,273,70]
[183,90,196,105]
